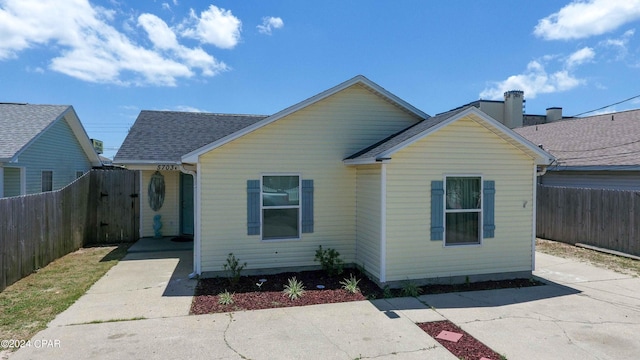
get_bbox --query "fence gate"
[89,170,140,245]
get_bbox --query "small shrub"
[283,277,306,300]
[340,274,361,294]
[401,281,423,297]
[218,290,234,305]
[382,285,393,299]
[314,245,344,276]
[223,253,247,286]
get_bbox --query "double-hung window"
[262,175,300,240]
[445,176,482,245]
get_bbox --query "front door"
[180,173,194,235]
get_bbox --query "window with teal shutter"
[431,181,444,240]
[432,177,496,245]
[483,180,495,238]
[301,180,314,233]
[247,180,261,235]
[247,176,314,239]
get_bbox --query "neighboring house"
[515,109,640,190]
[0,103,102,198]
[115,75,554,286]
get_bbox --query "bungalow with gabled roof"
[115,75,554,286]
[0,103,102,198]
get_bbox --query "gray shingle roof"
[514,109,640,167]
[346,106,468,160]
[114,111,268,163]
[0,103,70,160]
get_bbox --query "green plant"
[223,253,247,286]
[314,245,344,276]
[283,277,306,300]
[218,290,234,305]
[382,285,393,299]
[340,274,361,294]
[401,281,423,297]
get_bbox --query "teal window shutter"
[247,180,260,235]
[301,179,314,233]
[483,180,496,238]
[431,181,444,240]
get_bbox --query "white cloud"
[480,60,584,100]
[162,3,171,11]
[601,29,635,60]
[174,105,205,112]
[534,0,640,40]
[0,0,230,86]
[257,16,284,35]
[566,47,595,68]
[180,5,241,49]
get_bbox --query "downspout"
[531,165,537,272]
[379,163,387,284]
[532,161,551,269]
[180,165,200,279]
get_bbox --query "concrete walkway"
[8,240,640,359]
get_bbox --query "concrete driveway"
[8,238,640,360]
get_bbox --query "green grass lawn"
[0,244,129,343]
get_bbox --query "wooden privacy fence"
[537,185,640,257]
[0,169,139,292]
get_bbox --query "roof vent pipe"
[546,107,563,122]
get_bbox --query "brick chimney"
[503,90,524,128]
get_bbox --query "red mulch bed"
[190,269,541,315]
[190,269,377,314]
[418,320,503,360]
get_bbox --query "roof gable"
[114,111,268,164]
[515,109,640,169]
[0,104,101,166]
[345,106,554,165]
[181,75,428,163]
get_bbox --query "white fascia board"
[182,75,428,163]
[343,158,378,165]
[64,107,102,166]
[551,165,640,171]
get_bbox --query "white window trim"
[443,174,483,248]
[260,173,302,242]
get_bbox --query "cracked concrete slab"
[9,243,640,360]
[418,253,640,360]
[48,250,196,327]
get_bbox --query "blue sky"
[2,0,640,159]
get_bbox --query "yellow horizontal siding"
[140,170,180,238]
[384,117,535,281]
[199,85,421,273]
[355,165,381,279]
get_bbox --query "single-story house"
[114,76,554,286]
[515,109,640,190]
[0,103,102,198]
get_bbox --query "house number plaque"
[157,164,179,171]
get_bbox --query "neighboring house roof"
[514,109,640,170]
[114,111,268,164]
[0,103,101,166]
[181,75,429,163]
[345,106,554,165]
